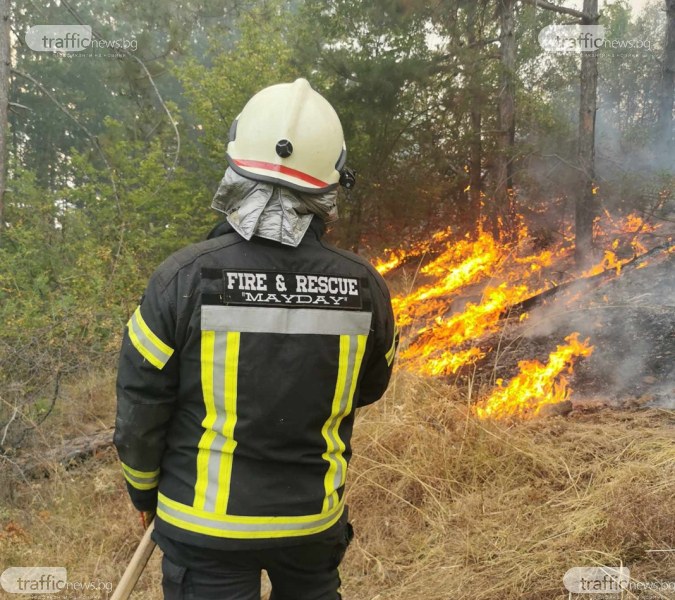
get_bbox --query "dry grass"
[343,371,675,599]
[1,369,674,600]
[0,370,163,598]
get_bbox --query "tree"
[466,5,488,236]
[523,0,599,265]
[658,0,675,154]
[440,0,496,238]
[575,0,599,265]
[0,0,9,242]
[302,0,445,249]
[494,0,517,240]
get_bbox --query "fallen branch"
[14,427,114,478]
[503,240,675,317]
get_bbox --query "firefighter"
[114,78,398,600]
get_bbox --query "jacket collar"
[206,220,235,240]
[207,215,326,243]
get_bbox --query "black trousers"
[160,524,353,600]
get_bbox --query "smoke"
[651,383,675,409]
[522,253,675,404]
[519,0,674,227]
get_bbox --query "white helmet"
[226,78,348,194]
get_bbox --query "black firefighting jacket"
[114,218,397,550]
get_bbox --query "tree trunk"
[345,189,363,253]
[0,0,10,244]
[575,0,599,267]
[494,0,516,241]
[657,0,675,154]
[469,107,482,233]
[467,9,483,237]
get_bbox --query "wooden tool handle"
[111,520,157,600]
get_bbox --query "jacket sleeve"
[357,270,399,408]
[114,269,179,512]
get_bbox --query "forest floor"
[1,368,674,600]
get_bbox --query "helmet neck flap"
[211,167,338,247]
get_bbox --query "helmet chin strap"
[339,167,356,190]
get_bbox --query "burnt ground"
[463,251,675,409]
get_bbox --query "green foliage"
[1,0,673,445]
[175,0,306,183]
[0,117,213,447]
[301,0,455,246]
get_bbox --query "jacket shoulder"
[150,233,243,292]
[319,241,391,300]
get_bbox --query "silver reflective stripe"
[204,331,228,512]
[201,306,372,336]
[128,310,173,368]
[158,496,341,533]
[123,470,158,487]
[121,462,160,490]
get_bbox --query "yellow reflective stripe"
[214,332,240,514]
[194,330,216,510]
[337,335,366,487]
[121,462,160,490]
[125,479,158,491]
[321,335,350,513]
[121,463,160,479]
[127,306,174,370]
[321,334,367,513]
[158,492,344,539]
[134,306,173,356]
[345,335,367,417]
[385,325,399,367]
[194,331,240,513]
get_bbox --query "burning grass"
[473,333,594,420]
[1,370,674,600]
[382,211,672,419]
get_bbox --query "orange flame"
[581,247,623,277]
[372,210,660,418]
[474,333,594,420]
[581,212,662,277]
[401,283,532,365]
[374,253,403,275]
[373,226,453,275]
[392,231,505,327]
[393,224,562,375]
